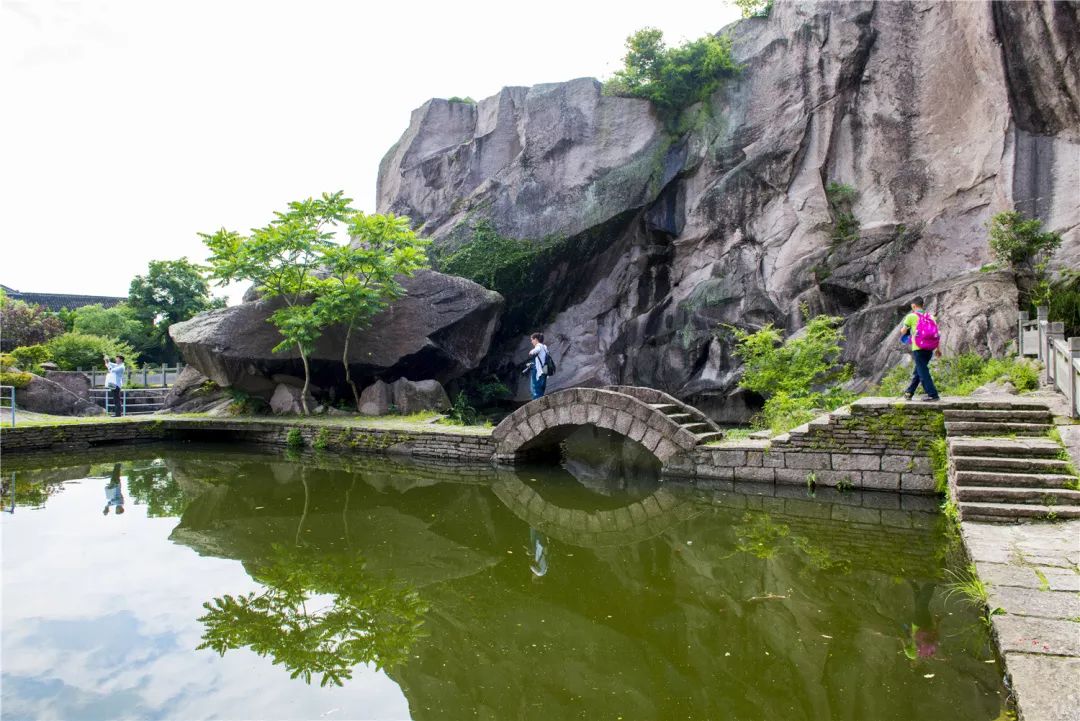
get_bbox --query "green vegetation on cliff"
[603,28,739,112]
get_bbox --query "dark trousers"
[109,385,122,416]
[905,349,939,399]
[530,370,547,400]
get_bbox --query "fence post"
[122,389,127,417]
[9,388,13,427]
[161,363,167,388]
[1068,337,1080,419]
[1017,311,1028,355]
[1047,322,1065,387]
[1037,307,1049,362]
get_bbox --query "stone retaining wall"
[0,418,495,462]
[663,399,943,494]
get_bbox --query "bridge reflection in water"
[6,445,1005,721]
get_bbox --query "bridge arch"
[491,387,705,464]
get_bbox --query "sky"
[2,0,741,304]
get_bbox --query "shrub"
[734,312,855,434]
[1031,270,1080,338]
[826,181,859,244]
[446,96,476,104]
[604,28,739,112]
[0,299,65,351]
[286,428,304,449]
[0,370,33,388]
[44,333,136,371]
[733,313,852,398]
[988,210,1062,271]
[10,345,51,374]
[734,0,773,18]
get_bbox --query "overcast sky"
[2,0,740,304]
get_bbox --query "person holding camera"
[103,353,126,416]
[522,332,551,400]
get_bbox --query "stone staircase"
[647,403,725,444]
[946,402,1080,523]
[601,385,725,445]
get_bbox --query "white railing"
[71,363,186,388]
[0,385,14,427]
[1022,308,1080,418]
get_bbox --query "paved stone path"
[962,520,1080,721]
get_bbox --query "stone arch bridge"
[491,386,724,465]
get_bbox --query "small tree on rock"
[314,213,428,409]
[202,192,354,414]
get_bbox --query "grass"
[877,353,1041,397]
[944,563,991,608]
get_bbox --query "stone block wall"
[1,418,495,462]
[663,399,944,494]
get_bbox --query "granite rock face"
[392,378,451,415]
[378,0,1079,415]
[170,270,504,400]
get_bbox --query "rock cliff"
[378,0,1079,420]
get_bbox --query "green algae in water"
[1,444,1009,721]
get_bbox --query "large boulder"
[17,374,104,416]
[358,380,393,416]
[377,1,1079,417]
[269,383,313,415]
[170,270,504,398]
[161,366,232,414]
[43,371,91,401]
[391,378,450,415]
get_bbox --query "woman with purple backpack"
[899,297,941,402]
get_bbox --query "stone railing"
[1019,308,1080,417]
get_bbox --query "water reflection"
[2,445,1010,721]
[197,544,427,687]
[101,464,124,516]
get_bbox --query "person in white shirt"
[526,332,549,400]
[103,354,125,416]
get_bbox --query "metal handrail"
[0,385,14,427]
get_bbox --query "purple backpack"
[914,312,940,350]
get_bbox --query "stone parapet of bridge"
[491,387,700,463]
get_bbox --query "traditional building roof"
[1,284,125,312]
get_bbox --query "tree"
[732,312,854,433]
[0,297,65,351]
[128,258,225,363]
[202,192,354,414]
[314,213,429,408]
[45,332,136,371]
[197,544,428,687]
[733,0,773,18]
[72,303,148,351]
[988,210,1063,271]
[605,28,739,111]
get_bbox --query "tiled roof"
[1,285,125,312]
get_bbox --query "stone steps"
[681,422,713,434]
[948,437,1063,458]
[694,432,725,444]
[945,421,1053,436]
[955,486,1080,504]
[954,470,1079,489]
[942,409,1053,423]
[959,502,1080,522]
[952,455,1073,473]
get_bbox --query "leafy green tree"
[72,303,148,351]
[45,332,136,371]
[605,28,739,111]
[733,0,773,18]
[314,213,429,408]
[197,544,428,687]
[988,210,1063,271]
[202,192,355,414]
[732,313,854,433]
[0,297,65,351]
[128,258,225,363]
[9,344,51,374]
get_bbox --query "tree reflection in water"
[197,544,428,687]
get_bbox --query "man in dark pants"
[899,298,940,402]
[103,354,126,416]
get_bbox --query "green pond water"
[1,442,1009,721]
